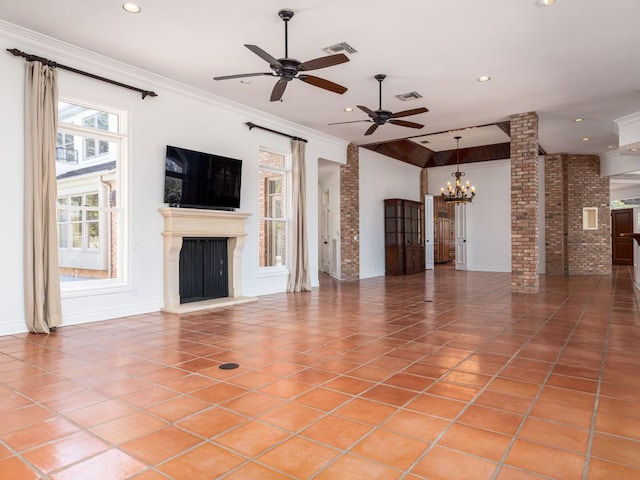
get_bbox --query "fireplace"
[159,207,256,313]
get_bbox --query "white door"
[455,203,467,270]
[321,191,331,274]
[425,195,434,270]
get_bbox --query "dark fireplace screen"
[179,237,229,303]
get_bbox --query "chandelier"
[441,135,476,204]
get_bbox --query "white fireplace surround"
[159,207,256,313]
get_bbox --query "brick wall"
[510,112,540,293]
[545,154,567,274]
[545,154,610,274]
[340,144,360,281]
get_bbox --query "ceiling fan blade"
[298,53,349,72]
[328,119,373,125]
[389,119,424,129]
[357,105,377,119]
[270,78,288,102]
[213,72,274,81]
[298,75,347,94]
[390,107,429,118]
[365,124,379,136]
[244,44,282,67]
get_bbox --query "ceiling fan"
[330,74,429,136]
[213,9,350,102]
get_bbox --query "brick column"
[340,144,360,281]
[510,112,539,293]
[544,154,568,274]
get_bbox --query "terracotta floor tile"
[596,396,640,420]
[518,417,589,453]
[361,384,418,407]
[381,409,449,443]
[258,402,324,432]
[495,466,550,479]
[22,431,109,474]
[487,377,540,398]
[323,375,375,395]
[42,389,109,414]
[1,416,80,452]
[438,423,512,461]
[191,381,248,404]
[259,378,313,399]
[537,385,596,410]
[158,442,245,479]
[458,405,523,436]
[221,391,282,416]
[0,404,55,435]
[119,385,180,409]
[161,373,215,393]
[586,458,640,480]
[426,382,480,402]
[292,387,351,411]
[225,370,279,388]
[301,414,371,449]
[89,411,167,445]
[473,390,533,414]
[0,456,40,480]
[176,407,246,437]
[121,426,202,465]
[146,395,211,422]
[383,372,434,391]
[215,420,290,456]
[505,439,585,479]
[405,394,467,420]
[411,446,498,480]
[222,461,294,480]
[348,365,394,382]
[49,448,146,480]
[529,399,594,428]
[258,436,340,478]
[287,367,336,386]
[591,432,640,468]
[334,398,397,425]
[314,454,402,480]
[351,429,428,470]
[64,399,137,428]
[546,373,599,394]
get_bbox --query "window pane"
[60,102,119,133]
[70,209,82,222]
[258,150,285,169]
[57,209,68,223]
[85,193,99,207]
[86,210,99,221]
[259,219,286,267]
[57,197,68,206]
[58,224,68,248]
[259,170,285,219]
[85,138,95,158]
[87,223,99,249]
[72,223,82,248]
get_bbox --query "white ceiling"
[2,0,640,159]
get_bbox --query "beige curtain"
[24,61,62,333]
[287,139,311,292]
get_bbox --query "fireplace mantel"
[159,207,256,313]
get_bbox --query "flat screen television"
[163,145,242,210]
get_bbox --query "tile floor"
[1,267,640,479]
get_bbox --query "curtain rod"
[7,48,158,100]
[245,122,307,143]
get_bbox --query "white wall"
[428,159,512,272]
[359,148,422,279]
[0,22,348,334]
[318,162,342,279]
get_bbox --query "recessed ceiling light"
[240,80,252,85]
[536,0,556,6]
[582,137,591,141]
[477,75,491,82]
[574,118,584,122]
[122,3,141,13]
[630,147,640,152]
[344,107,353,112]
[608,145,616,149]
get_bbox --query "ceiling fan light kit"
[329,73,428,136]
[213,9,350,102]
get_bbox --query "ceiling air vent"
[396,91,422,101]
[323,42,358,55]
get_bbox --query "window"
[258,148,290,267]
[56,101,125,284]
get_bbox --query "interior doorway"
[612,208,634,265]
[433,196,455,264]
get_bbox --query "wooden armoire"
[384,198,425,275]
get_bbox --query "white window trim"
[257,145,292,275]
[57,97,129,295]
